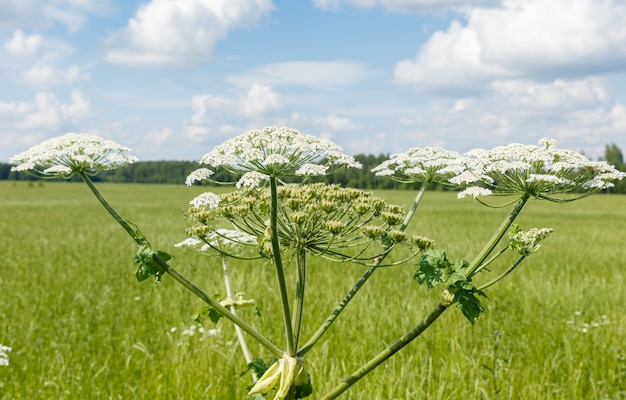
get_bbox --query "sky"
[1,0,626,162]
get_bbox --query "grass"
[1,181,625,399]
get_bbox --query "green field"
[1,181,625,399]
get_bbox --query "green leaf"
[414,249,449,288]
[242,358,276,378]
[207,308,223,324]
[133,245,167,282]
[454,285,487,325]
[294,370,313,399]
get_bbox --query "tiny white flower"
[457,187,493,199]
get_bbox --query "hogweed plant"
[11,129,625,399]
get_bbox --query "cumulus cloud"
[394,0,626,92]
[184,84,283,140]
[3,30,88,89]
[228,61,369,90]
[0,90,92,154]
[320,114,361,131]
[386,76,625,158]
[104,0,273,66]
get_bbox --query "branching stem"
[79,172,283,358]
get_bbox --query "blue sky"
[2,0,626,162]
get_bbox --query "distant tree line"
[2,144,625,193]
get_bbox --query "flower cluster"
[10,133,138,178]
[508,225,554,256]
[453,138,626,201]
[186,126,362,187]
[175,228,257,257]
[371,147,465,185]
[0,344,11,367]
[185,183,428,263]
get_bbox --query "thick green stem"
[299,184,429,356]
[80,171,145,245]
[269,176,296,356]
[466,194,530,278]
[79,172,283,358]
[292,250,306,350]
[321,303,448,400]
[399,183,428,231]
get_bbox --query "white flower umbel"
[10,133,138,178]
[176,229,257,256]
[371,147,465,184]
[455,138,626,201]
[189,192,221,209]
[186,126,362,186]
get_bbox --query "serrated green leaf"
[454,286,486,325]
[414,249,449,288]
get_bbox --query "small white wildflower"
[236,171,269,188]
[457,186,493,199]
[189,192,221,209]
[0,344,11,367]
[10,133,138,178]
[185,168,214,186]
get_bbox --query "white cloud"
[4,30,44,59]
[104,0,273,66]
[184,84,283,140]
[19,64,89,89]
[3,30,88,89]
[320,114,361,131]
[384,77,625,159]
[227,61,369,90]
[241,84,283,117]
[0,90,92,154]
[143,127,174,145]
[394,0,626,92]
[490,77,611,111]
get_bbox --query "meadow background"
[1,181,624,399]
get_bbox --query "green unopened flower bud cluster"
[186,183,419,261]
